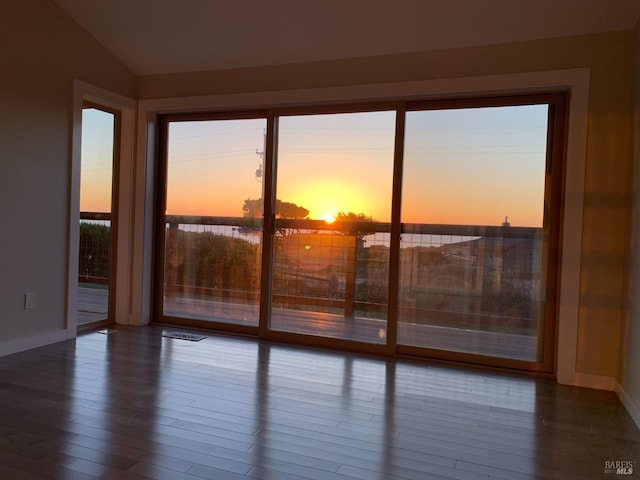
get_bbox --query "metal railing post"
[165,220,179,299]
[344,235,356,318]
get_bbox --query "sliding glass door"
[270,111,396,343]
[398,103,555,363]
[158,116,266,329]
[155,94,564,371]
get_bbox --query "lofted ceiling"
[53,0,640,76]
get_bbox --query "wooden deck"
[0,326,637,479]
[78,286,109,324]
[79,289,537,361]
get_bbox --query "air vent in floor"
[162,331,206,341]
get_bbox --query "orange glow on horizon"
[281,179,388,222]
[163,176,543,227]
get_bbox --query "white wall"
[0,0,136,354]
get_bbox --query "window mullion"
[259,114,278,337]
[386,104,406,353]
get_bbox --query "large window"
[155,94,565,372]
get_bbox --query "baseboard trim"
[567,372,617,391]
[0,329,70,357]
[616,382,640,430]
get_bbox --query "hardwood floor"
[0,326,637,479]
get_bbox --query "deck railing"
[78,213,543,332]
[79,211,111,285]
[163,215,542,330]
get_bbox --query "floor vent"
[163,331,206,342]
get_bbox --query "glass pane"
[163,118,266,326]
[271,111,395,343]
[78,108,114,325]
[398,105,549,361]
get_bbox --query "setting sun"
[323,213,336,224]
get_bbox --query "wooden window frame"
[153,92,568,375]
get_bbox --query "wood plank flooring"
[0,326,637,479]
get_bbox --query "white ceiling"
[53,0,640,76]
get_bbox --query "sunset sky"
[403,104,547,227]
[81,104,548,228]
[80,108,114,213]
[166,118,266,218]
[277,111,395,222]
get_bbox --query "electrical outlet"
[24,292,35,310]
